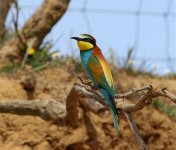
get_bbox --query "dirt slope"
[0,67,175,150]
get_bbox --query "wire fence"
[9,0,176,74]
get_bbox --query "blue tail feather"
[109,107,118,130]
[99,87,118,130]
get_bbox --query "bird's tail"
[99,87,119,132]
[109,106,118,132]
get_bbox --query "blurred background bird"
[71,34,118,131]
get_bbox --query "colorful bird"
[71,34,118,131]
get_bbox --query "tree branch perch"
[0,82,175,150]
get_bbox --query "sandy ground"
[0,67,175,150]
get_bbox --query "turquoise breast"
[80,49,96,83]
[80,49,92,67]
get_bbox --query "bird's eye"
[83,38,89,41]
[83,38,94,45]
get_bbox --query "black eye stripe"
[82,38,95,45]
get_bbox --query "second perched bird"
[71,34,118,131]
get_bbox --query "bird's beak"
[70,37,81,41]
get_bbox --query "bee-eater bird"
[71,34,118,131]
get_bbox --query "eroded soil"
[0,67,175,150]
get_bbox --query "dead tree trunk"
[0,0,70,63]
[0,0,15,40]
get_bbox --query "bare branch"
[74,82,107,106]
[0,99,66,122]
[65,84,107,127]
[0,84,105,128]
[0,82,175,149]
[66,82,176,149]
[125,112,147,150]
[153,89,176,104]
[122,90,153,112]
[79,98,106,113]
[12,1,27,49]
[119,88,176,113]
[116,85,152,98]
[65,85,80,127]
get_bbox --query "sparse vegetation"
[26,42,56,68]
[153,100,176,121]
[0,62,20,74]
[112,48,155,76]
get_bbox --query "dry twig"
[125,112,147,150]
[12,1,27,49]
[0,81,175,150]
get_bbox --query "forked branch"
[0,81,175,150]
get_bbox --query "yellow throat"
[77,41,93,51]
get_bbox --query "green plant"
[26,41,60,69]
[153,99,176,121]
[27,49,50,68]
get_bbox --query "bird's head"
[71,34,96,51]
